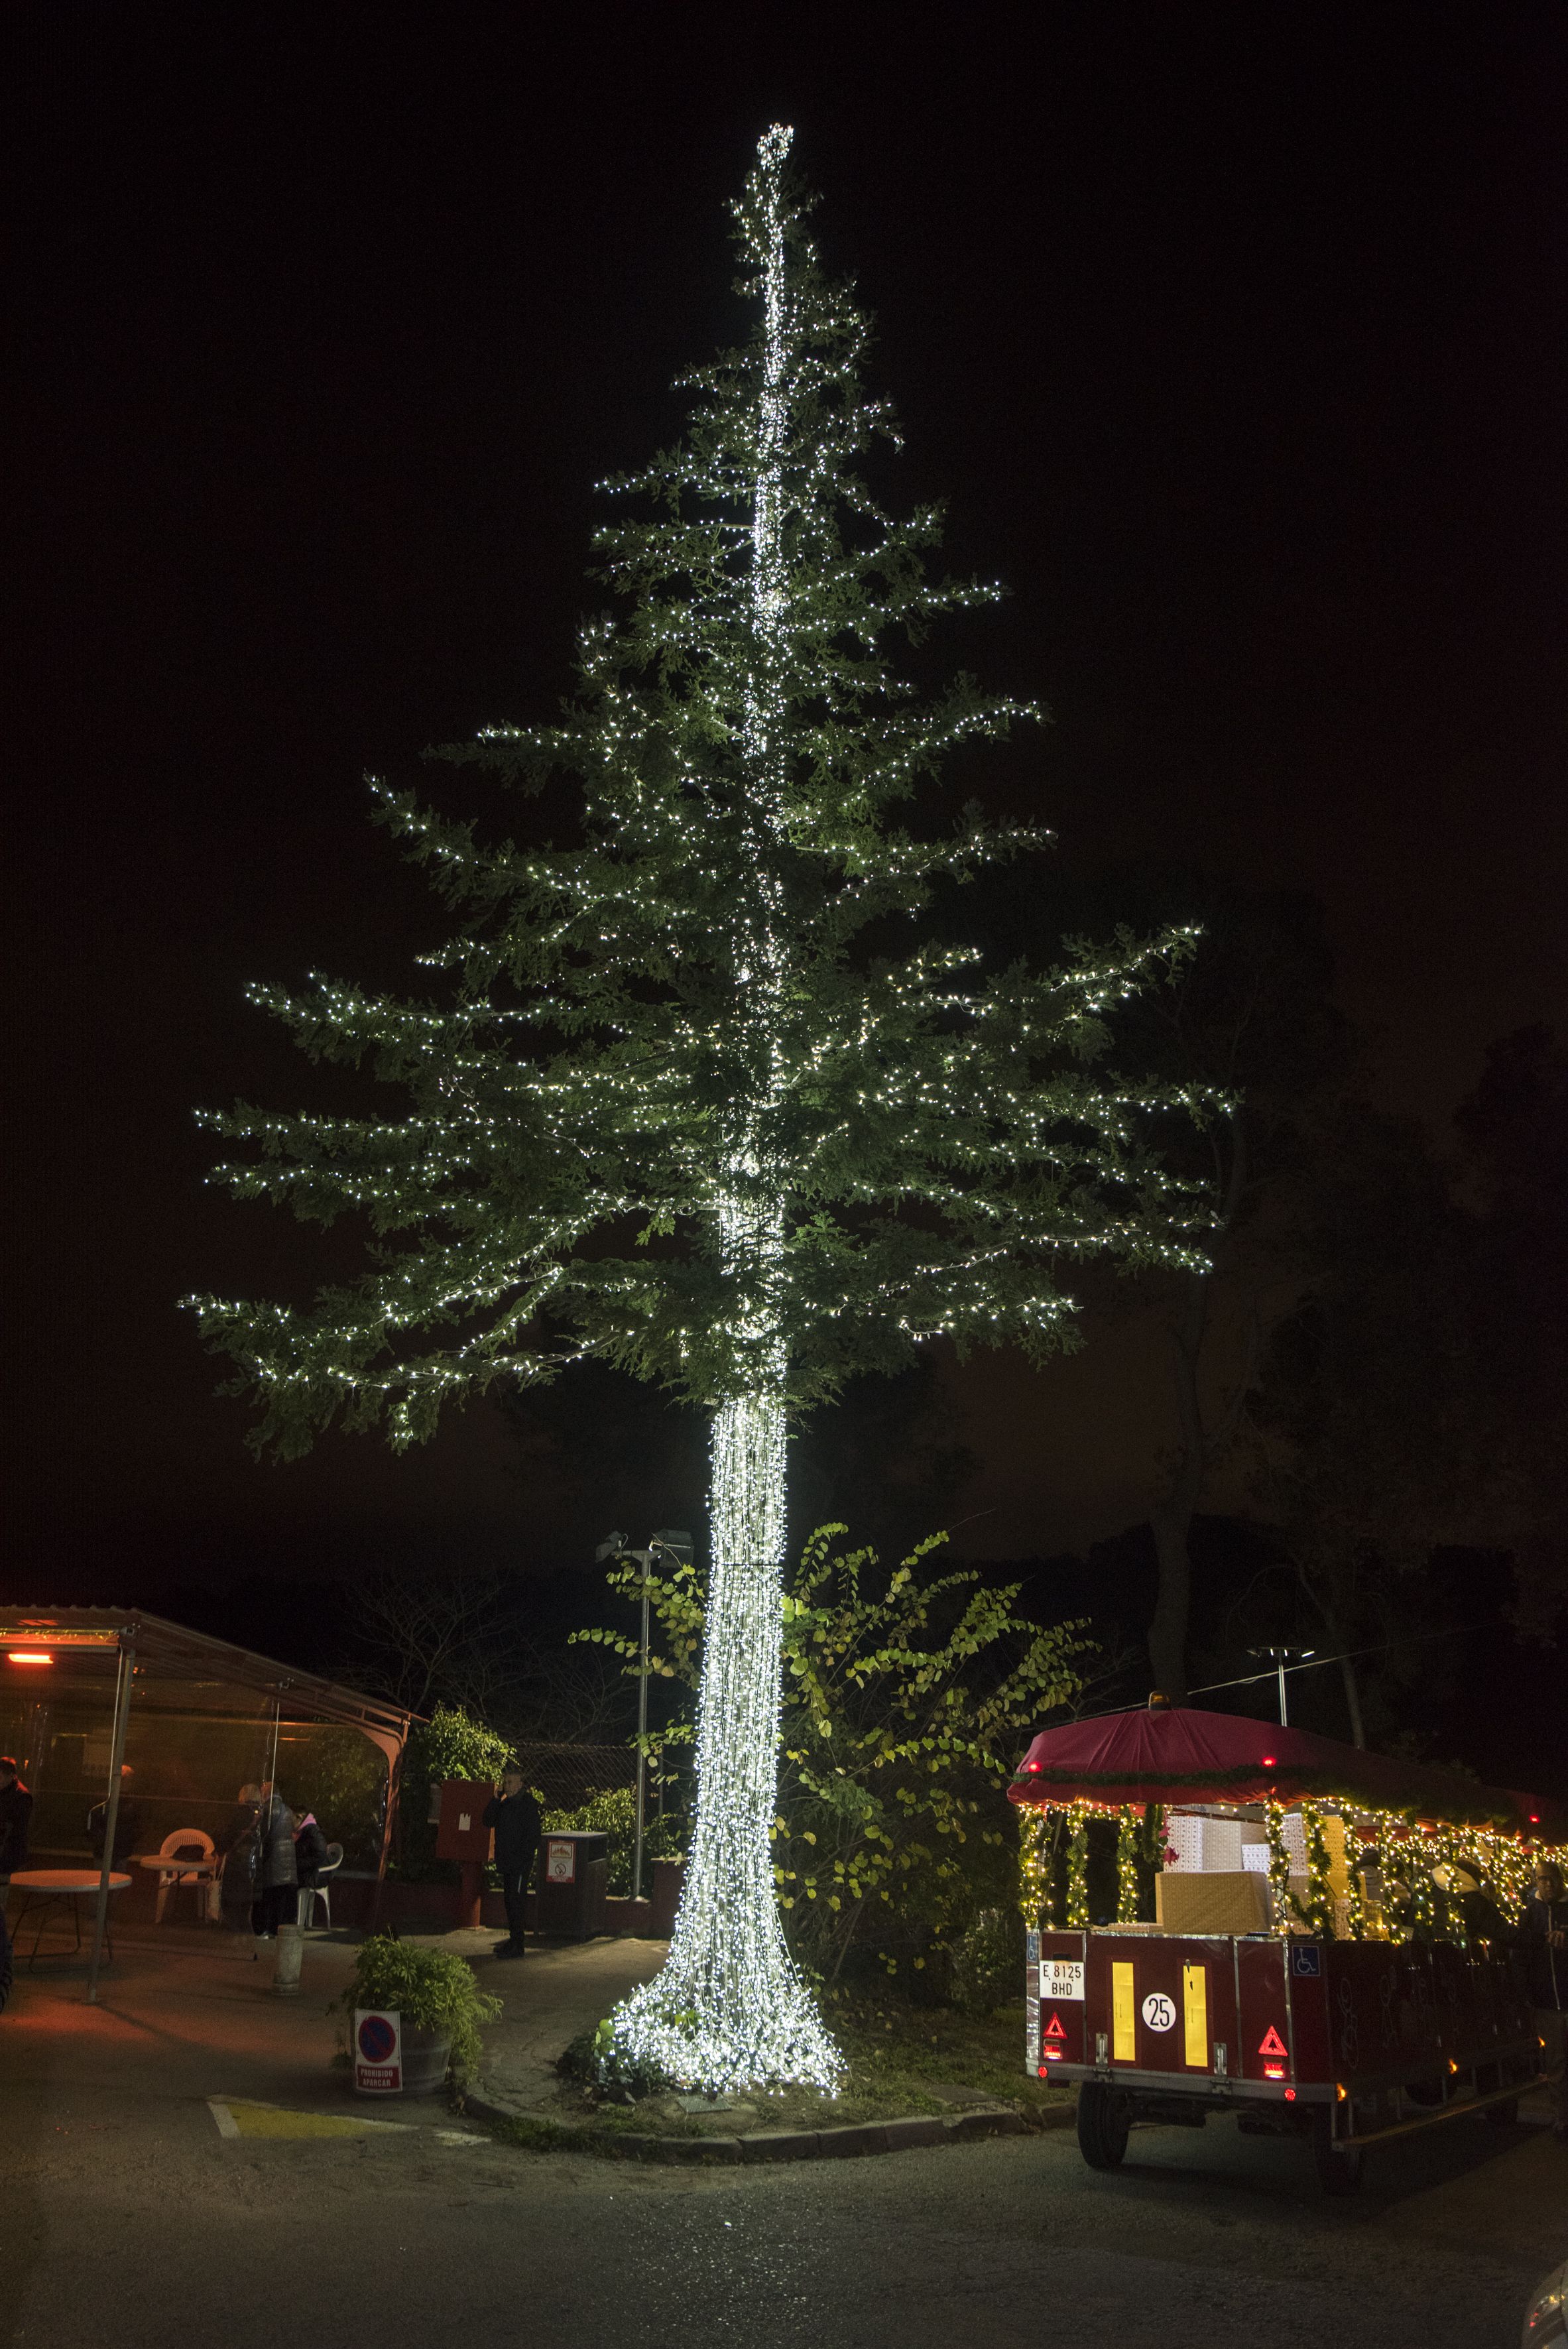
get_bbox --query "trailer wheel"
[1077,2082,1130,2170]
[1311,2107,1362,2196]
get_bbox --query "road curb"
[459,2084,1067,2163]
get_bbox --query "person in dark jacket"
[215,1785,262,1931]
[293,1810,330,1886]
[249,1786,298,1944]
[1433,1859,1514,1946]
[87,1766,141,1864]
[1524,1858,1568,2140]
[0,1758,32,1888]
[292,1809,332,1928]
[483,1767,541,1960]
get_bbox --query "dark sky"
[9,8,1567,1599]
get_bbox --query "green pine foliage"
[187,133,1213,1459]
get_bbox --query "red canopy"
[1007,1704,1563,1837]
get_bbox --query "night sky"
[11,13,1567,1626]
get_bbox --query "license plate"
[1042,1958,1085,2000]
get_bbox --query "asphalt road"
[3,2061,1560,2348]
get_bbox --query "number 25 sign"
[1141,1991,1177,2033]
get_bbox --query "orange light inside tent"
[7,1652,53,1666]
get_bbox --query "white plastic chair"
[154,1829,217,1923]
[298,1843,343,1932]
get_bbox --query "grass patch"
[824,1989,1069,2128]
[486,1993,1073,2148]
[492,2114,566,2153]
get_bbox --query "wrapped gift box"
[1164,1813,1244,1872]
[1155,1868,1272,1935]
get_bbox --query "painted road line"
[208,2098,413,2141]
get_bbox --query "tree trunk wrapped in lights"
[189,126,1213,2091]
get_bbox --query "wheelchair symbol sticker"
[1141,1992,1177,2033]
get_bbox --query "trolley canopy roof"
[0,1606,414,1747]
[1008,1703,1563,1837]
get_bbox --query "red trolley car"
[1009,1701,1562,2193]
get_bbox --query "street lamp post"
[1248,1644,1315,1727]
[597,1529,693,1905]
[634,1548,652,1904]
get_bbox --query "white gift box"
[1164,1813,1243,1872]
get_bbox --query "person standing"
[483,1766,540,1960]
[292,1808,332,1929]
[0,1758,32,1895]
[1524,1856,1568,2141]
[249,1785,298,1945]
[87,1764,141,1864]
[215,1785,262,1930]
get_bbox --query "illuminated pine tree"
[189,126,1211,2092]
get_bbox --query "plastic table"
[137,1849,219,1922]
[7,1869,131,1968]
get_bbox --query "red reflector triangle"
[1043,2012,1067,2041]
[1257,2025,1288,2059]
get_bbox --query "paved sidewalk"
[4,1920,363,2114]
[1,1917,666,2118]
[426,1926,668,2108]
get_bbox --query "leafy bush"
[559,2016,673,2100]
[542,1785,684,1897]
[394,1704,514,1880]
[286,1725,387,1868]
[578,1526,1086,1994]
[947,1906,1024,2014]
[331,1933,501,2086]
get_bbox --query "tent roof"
[0,1607,414,1746]
[1008,1703,1563,1837]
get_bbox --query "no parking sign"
[354,2007,402,2095]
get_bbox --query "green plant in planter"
[542,1785,686,1898]
[395,1705,514,1882]
[331,1934,502,2087]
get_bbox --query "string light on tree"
[187,125,1216,2093]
